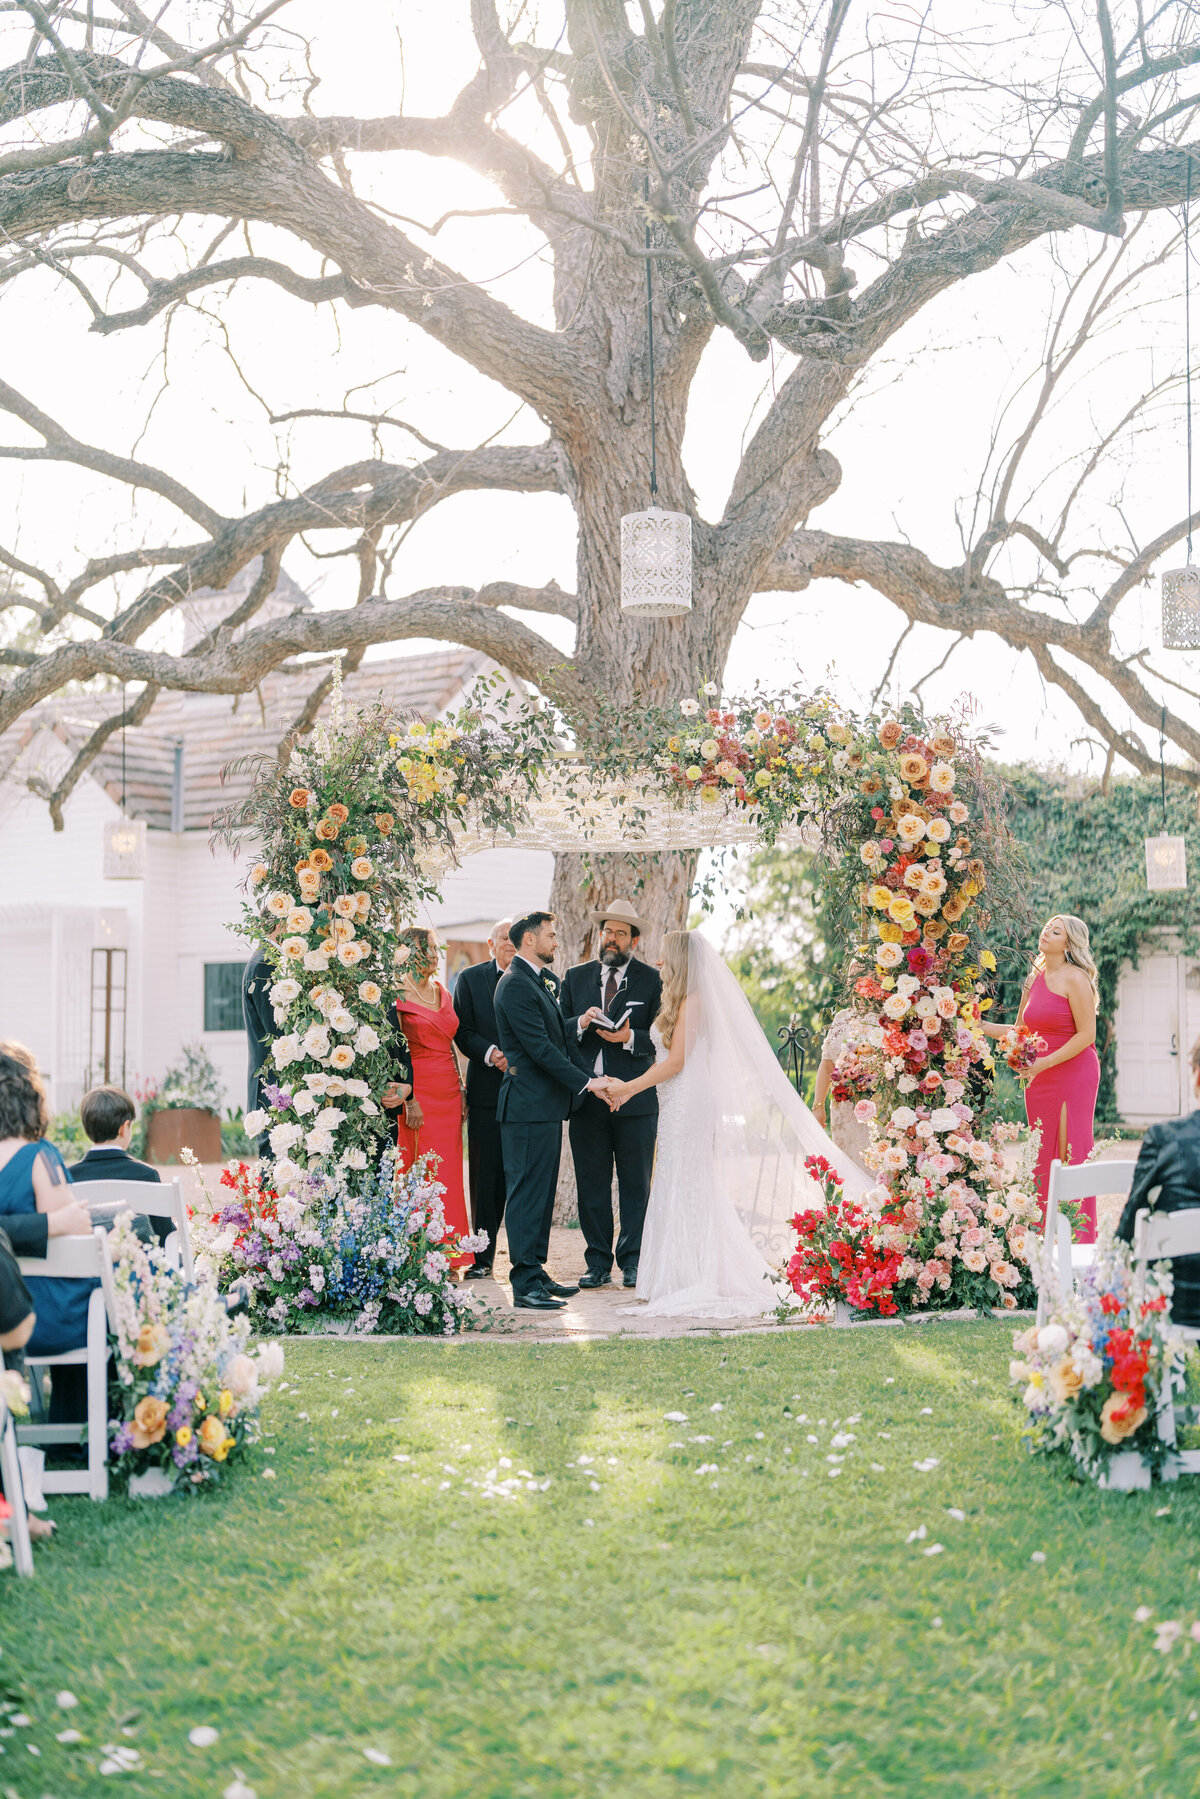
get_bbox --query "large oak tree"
[2,0,1199,951]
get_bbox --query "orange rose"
[327,803,350,826]
[899,753,929,784]
[309,847,333,871]
[1048,1358,1083,1404]
[922,918,948,940]
[131,1395,169,1449]
[892,796,919,819]
[931,731,956,757]
[294,858,312,876]
[878,720,903,750]
[289,788,310,809]
[374,813,395,834]
[346,837,367,856]
[946,931,969,953]
[941,895,967,922]
[860,775,883,798]
[967,859,987,886]
[314,818,339,841]
[1100,1392,1148,1445]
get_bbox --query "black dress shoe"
[540,1278,579,1298]
[578,1271,612,1289]
[622,1266,639,1288]
[513,1291,565,1311]
[463,1264,493,1280]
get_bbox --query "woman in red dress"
[985,914,1101,1242]
[394,928,473,1271]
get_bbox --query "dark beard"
[600,946,631,969]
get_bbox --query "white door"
[1114,955,1186,1122]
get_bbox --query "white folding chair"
[74,1177,193,1282]
[1131,1205,1200,1477]
[1037,1158,1138,1326]
[0,1395,34,1578]
[16,1229,110,1501]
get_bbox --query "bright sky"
[0,0,1196,783]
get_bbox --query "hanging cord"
[1186,157,1194,562]
[644,171,658,502]
[1161,702,1168,831]
[120,680,127,814]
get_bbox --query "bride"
[604,929,872,1318]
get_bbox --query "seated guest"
[1116,1034,1200,1328]
[70,1084,170,1243]
[0,1223,54,1543]
[0,1042,98,1366]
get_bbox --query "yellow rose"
[878,922,903,944]
[1099,1392,1148,1445]
[869,885,891,910]
[887,895,916,928]
[700,784,720,804]
[197,1415,230,1459]
[754,769,772,788]
[685,765,702,782]
[980,949,997,971]
[218,1389,235,1418]
[175,1426,193,1448]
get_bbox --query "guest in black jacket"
[453,919,515,1279]
[560,899,663,1289]
[70,1085,170,1245]
[1117,1035,1200,1328]
[242,945,275,1156]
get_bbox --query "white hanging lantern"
[103,816,147,880]
[620,505,692,617]
[1162,564,1200,648]
[1145,833,1188,891]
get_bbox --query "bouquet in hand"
[1001,1023,1047,1078]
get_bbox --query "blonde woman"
[983,914,1100,1240]
[604,930,871,1317]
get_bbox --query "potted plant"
[143,1044,224,1164]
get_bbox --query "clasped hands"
[587,1074,631,1112]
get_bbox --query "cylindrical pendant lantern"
[1145,833,1188,891]
[1162,564,1200,648]
[620,505,693,617]
[103,816,147,880]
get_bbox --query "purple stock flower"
[297,1286,318,1307]
[111,1423,135,1455]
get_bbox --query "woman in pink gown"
[987,915,1101,1242]
[394,928,473,1271]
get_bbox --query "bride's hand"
[604,1080,629,1111]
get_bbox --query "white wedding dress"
[628,934,873,1319]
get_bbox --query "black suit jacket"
[1116,1112,1200,1327]
[454,959,504,1109]
[242,948,275,1114]
[560,957,662,1118]
[494,957,591,1124]
[69,1146,161,1186]
[0,1213,47,1259]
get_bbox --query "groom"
[560,898,663,1289]
[493,911,610,1310]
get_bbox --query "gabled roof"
[3,647,512,831]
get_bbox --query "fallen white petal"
[56,1691,78,1710]
[364,1749,392,1766]
[922,1543,945,1557]
[187,1727,219,1747]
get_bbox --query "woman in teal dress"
[0,1043,96,1357]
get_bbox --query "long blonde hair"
[1035,914,1100,1011]
[655,930,691,1047]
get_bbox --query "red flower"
[1100,1293,1122,1316]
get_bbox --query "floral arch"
[214,673,1041,1320]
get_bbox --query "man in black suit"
[494,911,610,1310]
[70,1085,171,1243]
[1116,1035,1200,1328]
[560,898,663,1289]
[242,944,275,1157]
[453,918,515,1280]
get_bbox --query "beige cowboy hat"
[591,897,649,934]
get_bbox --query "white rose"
[305,1127,335,1157]
[314,1106,347,1129]
[272,1034,300,1068]
[269,1122,302,1153]
[928,1108,960,1132]
[354,1025,381,1055]
[304,1072,329,1093]
[330,1009,357,1034]
[243,1108,267,1136]
[343,1149,368,1170]
[361,1098,380,1117]
[701,681,719,696]
[292,1089,316,1116]
[891,1106,918,1130]
[1037,1323,1069,1356]
[882,993,909,1020]
[896,974,919,997]
[344,1079,370,1098]
[897,1074,919,1093]
[302,1024,331,1058]
[274,1156,302,1187]
[303,948,331,972]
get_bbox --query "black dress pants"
[499,1119,562,1297]
[466,1105,506,1271]
[569,1096,656,1276]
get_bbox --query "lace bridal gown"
[628,934,873,1320]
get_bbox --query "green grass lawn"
[6,1323,1200,1799]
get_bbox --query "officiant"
[560,899,663,1289]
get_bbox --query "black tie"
[603,967,620,1019]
